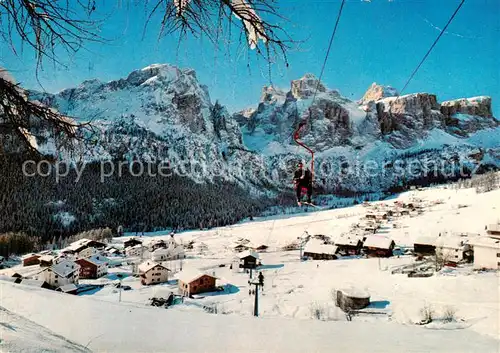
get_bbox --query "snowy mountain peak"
[361,82,399,104]
[260,85,287,104]
[291,73,326,99]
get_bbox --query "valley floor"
[1,185,499,352]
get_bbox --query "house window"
[496,253,500,258]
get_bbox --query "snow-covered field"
[1,185,499,352]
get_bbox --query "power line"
[311,0,346,105]
[399,0,466,95]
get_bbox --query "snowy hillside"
[1,184,499,352]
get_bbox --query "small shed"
[124,238,143,249]
[237,250,260,269]
[56,283,78,295]
[414,236,436,256]
[363,236,395,257]
[335,288,370,312]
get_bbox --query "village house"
[62,239,106,255]
[334,235,363,255]
[78,246,100,259]
[363,236,395,257]
[435,237,472,263]
[138,260,170,285]
[256,245,269,252]
[178,270,217,296]
[126,244,145,257]
[75,255,109,279]
[470,237,500,270]
[149,240,168,252]
[37,260,80,288]
[303,239,338,260]
[124,238,143,249]
[486,224,500,238]
[39,255,56,267]
[237,250,260,269]
[22,253,41,267]
[234,244,250,252]
[413,236,437,256]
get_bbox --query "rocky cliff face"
[236,74,500,193]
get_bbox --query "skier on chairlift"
[293,162,312,205]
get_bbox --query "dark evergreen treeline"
[0,155,276,243]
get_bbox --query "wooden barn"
[303,239,338,260]
[62,239,106,255]
[334,236,363,255]
[256,245,269,252]
[413,236,436,256]
[178,270,217,296]
[363,236,395,257]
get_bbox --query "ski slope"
[0,281,498,353]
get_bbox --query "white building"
[470,237,500,270]
[138,260,170,285]
[435,237,471,263]
[126,244,145,257]
[78,247,100,259]
[37,260,80,288]
[150,245,185,262]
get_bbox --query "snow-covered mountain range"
[29,64,500,194]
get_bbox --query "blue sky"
[1,0,499,115]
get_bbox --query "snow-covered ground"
[1,185,499,352]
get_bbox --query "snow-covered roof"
[177,269,217,284]
[57,284,78,292]
[363,236,394,249]
[0,275,17,283]
[414,236,436,246]
[50,260,79,277]
[304,240,337,255]
[138,260,169,273]
[237,250,259,260]
[152,248,169,255]
[339,287,370,299]
[39,255,55,262]
[87,255,109,266]
[65,238,93,251]
[334,235,361,247]
[469,237,500,249]
[21,253,40,260]
[20,279,46,287]
[435,237,466,249]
